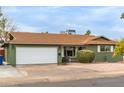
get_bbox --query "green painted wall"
[6,44,122,66]
[7,44,16,66]
[58,46,62,64]
[85,45,123,62]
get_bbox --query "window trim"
[97,45,114,53]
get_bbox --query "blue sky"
[2,6,124,39]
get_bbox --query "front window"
[100,45,111,52]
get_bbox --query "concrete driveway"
[15,62,124,81]
[17,62,124,73]
[0,65,27,78]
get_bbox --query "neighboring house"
[5,32,122,66]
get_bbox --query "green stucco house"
[5,32,122,66]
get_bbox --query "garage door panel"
[16,47,57,64]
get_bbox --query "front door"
[64,47,75,57]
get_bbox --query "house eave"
[7,42,116,46]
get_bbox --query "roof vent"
[60,29,76,34]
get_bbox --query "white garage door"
[16,46,58,64]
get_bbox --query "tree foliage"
[114,38,124,56]
[0,7,16,45]
[120,13,124,19]
[85,30,91,35]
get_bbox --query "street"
[6,75,124,87]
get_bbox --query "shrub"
[77,49,95,63]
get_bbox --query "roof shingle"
[9,32,115,45]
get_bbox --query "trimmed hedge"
[77,49,95,63]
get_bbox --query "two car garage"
[16,46,58,64]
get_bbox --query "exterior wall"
[61,46,64,57]
[7,44,16,66]
[85,45,123,62]
[59,45,122,62]
[58,46,62,64]
[6,44,122,66]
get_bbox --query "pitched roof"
[8,32,115,45]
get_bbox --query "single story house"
[5,32,122,66]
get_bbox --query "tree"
[118,14,124,61]
[114,39,124,61]
[120,13,124,19]
[85,30,91,35]
[0,7,16,46]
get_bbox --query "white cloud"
[17,23,41,32]
[76,7,120,23]
[90,7,116,14]
[31,14,49,21]
[2,7,20,13]
[37,6,64,13]
[17,22,50,33]
[44,6,64,9]
[112,26,124,33]
[66,23,82,28]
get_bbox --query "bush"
[77,49,95,63]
